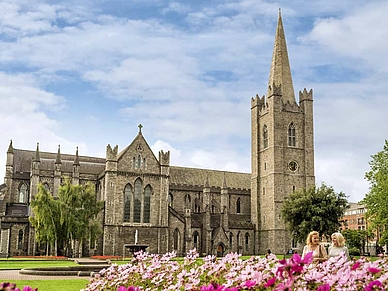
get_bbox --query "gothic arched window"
[193,231,199,250]
[237,232,241,252]
[18,229,23,250]
[168,193,173,207]
[143,185,152,223]
[263,125,268,149]
[124,183,132,222]
[134,179,142,223]
[236,198,241,214]
[184,194,191,209]
[173,228,179,250]
[288,122,296,147]
[123,179,151,224]
[137,155,141,169]
[18,184,28,203]
[245,233,250,251]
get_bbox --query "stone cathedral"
[0,12,315,257]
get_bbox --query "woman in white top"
[302,231,328,263]
[328,232,350,261]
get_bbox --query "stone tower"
[251,10,315,254]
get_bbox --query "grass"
[0,279,89,291]
[0,260,78,270]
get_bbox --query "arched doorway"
[216,243,225,257]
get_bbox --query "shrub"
[348,247,361,256]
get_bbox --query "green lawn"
[0,260,78,270]
[0,279,89,291]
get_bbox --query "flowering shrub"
[0,282,37,291]
[82,249,388,291]
[91,256,123,260]
[12,256,67,260]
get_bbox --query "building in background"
[0,11,315,257]
[339,202,384,255]
[340,202,367,231]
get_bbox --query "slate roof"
[13,149,105,175]
[169,166,250,190]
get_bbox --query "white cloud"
[161,2,190,15]
[0,73,87,183]
[304,2,388,72]
[0,0,386,205]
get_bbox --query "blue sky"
[1,0,387,203]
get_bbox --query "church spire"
[34,143,40,162]
[7,140,13,154]
[55,145,61,164]
[267,9,296,103]
[74,146,79,165]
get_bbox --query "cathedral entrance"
[216,243,225,257]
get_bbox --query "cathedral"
[0,12,315,257]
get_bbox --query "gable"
[117,133,160,174]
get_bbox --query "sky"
[0,0,387,203]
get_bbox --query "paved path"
[0,258,109,281]
[0,269,90,280]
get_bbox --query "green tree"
[362,140,388,246]
[342,229,374,255]
[30,180,103,257]
[342,229,363,251]
[282,183,349,244]
[29,184,60,255]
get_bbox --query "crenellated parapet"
[252,94,270,116]
[268,83,282,97]
[299,88,313,102]
[106,144,118,161]
[282,99,301,112]
[159,150,170,166]
[251,94,265,109]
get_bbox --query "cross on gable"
[138,124,143,133]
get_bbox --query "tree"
[342,229,363,252]
[282,183,349,244]
[29,184,60,255]
[30,180,104,257]
[362,140,388,246]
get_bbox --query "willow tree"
[363,140,388,246]
[29,184,60,255]
[30,180,103,257]
[282,183,349,244]
[57,180,104,257]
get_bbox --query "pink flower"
[244,280,256,288]
[200,283,223,291]
[351,261,361,270]
[264,277,276,287]
[365,280,383,291]
[368,267,381,274]
[316,283,330,291]
[117,286,140,291]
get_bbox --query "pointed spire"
[222,172,227,189]
[7,140,13,154]
[74,147,79,165]
[34,143,40,162]
[55,145,62,164]
[267,9,296,103]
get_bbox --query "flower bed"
[0,282,37,291]
[90,256,123,260]
[12,256,68,260]
[83,250,388,291]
